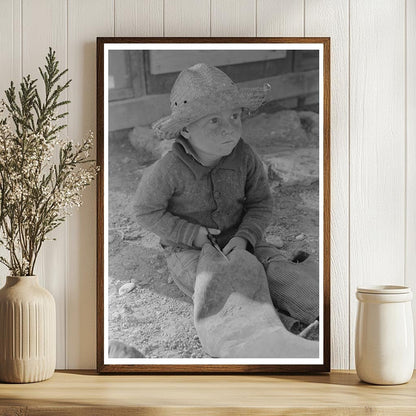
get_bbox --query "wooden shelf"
[0,370,415,415]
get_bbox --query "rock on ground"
[263,148,319,187]
[242,110,318,150]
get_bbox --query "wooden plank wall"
[0,0,413,370]
[407,0,416,370]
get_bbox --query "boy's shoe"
[299,320,319,341]
[291,250,310,263]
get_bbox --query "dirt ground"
[108,109,319,358]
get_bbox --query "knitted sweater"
[133,138,273,250]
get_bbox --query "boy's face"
[181,107,243,158]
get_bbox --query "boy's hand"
[222,237,247,255]
[193,227,221,248]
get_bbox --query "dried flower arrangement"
[0,48,98,276]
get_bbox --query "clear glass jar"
[355,285,414,385]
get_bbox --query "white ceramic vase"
[0,276,56,383]
[355,285,414,385]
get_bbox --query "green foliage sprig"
[0,48,98,276]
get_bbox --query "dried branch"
[0,48,98,276]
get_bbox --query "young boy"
[134,63,319,331]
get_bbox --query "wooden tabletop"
[0,370,415,415]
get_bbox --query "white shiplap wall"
[0,0,414,370]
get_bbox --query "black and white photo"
[97,38,330,373]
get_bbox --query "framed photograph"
[97,37,330,373]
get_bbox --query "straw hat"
[152,63,271,140]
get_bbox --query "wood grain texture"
[406,0,416,365]
[115,0,163,36]
[96,37,105,383]
[66,0,114,370]
[211,0,256,37]
[305,0,350,370]
[148,50,285,73]
[164,0,210,37]
[21,0,68,369]
[96,37,330,374]
[0,0,414,371]
[349,0,406,368]
[256,0,304,37]
[0,370,415,415]
[0,0,21,99]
